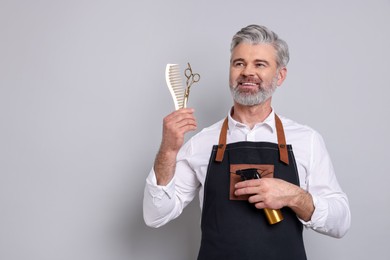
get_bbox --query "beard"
[229,74,278,106]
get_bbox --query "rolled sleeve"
[145,169,176,202]
[143,139,200,228]
[143,169,178,228]
[299,195,329,230]
[300,131,351,238]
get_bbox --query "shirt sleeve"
[299,131,351,238]
[143,139,200,228]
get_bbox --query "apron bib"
[197,115,307,260]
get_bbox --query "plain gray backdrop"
[1,0,389,259]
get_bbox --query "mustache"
[236,76,261,84]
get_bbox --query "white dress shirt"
[143,110,351,238]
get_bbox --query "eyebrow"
[231,58,270,65]
[231,58,244,63]
[254,59,270,65]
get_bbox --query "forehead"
[231,43,277,65]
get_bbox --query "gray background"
[1,0,389,259]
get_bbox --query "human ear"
[276,67,287,86]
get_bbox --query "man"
[143,24,351,259]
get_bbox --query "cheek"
[229,77,237,88]
[229,75,234,86]
[229,69,239,86]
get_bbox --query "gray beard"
[230,76,278,106]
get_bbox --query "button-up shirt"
[143,110,351,238]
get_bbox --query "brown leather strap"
[275,114,289,165]
[215,117,228,162]
[215,114,289,165]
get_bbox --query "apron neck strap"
[275,114,289,165]
[215,114,289,165]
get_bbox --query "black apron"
[197,114,307,260]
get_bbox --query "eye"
[234,61,245,67]
[255,63,266,68]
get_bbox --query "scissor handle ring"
[185,67,192,78]
[192,73,200,83]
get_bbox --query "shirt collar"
[227,107,276,133]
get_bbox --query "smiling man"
[230,43,283,109]
[143,24,351,260]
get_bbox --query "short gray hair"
[231,24,290,68]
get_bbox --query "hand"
[234,178,295,210]
[159,108,197,154]
[234,178,314,221]
[154,108,197,186]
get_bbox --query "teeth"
[241,82,257,86]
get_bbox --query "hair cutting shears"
[184,63,200,89]
[183,63,200,107]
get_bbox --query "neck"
[231,99,272,129]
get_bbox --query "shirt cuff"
[145,168,176,203]
[299,195,329,231]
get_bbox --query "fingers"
[235,179,291,209]
[234,179,261,197]
[165,108,195,120]
[163,108,197,133]
[160,108,197,153]
[234,184,269,209]
[234,179,274,208]
[170,114,197,130]
[164,108,196,124]
[234,179,261,189]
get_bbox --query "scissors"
[183,62,200,108]
[184,62,200,89]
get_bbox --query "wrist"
[158,147,179,158]
[289,189,314,221]
[154,148,178,186]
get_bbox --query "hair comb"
[165,63,200,110]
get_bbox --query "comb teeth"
[165,64,185,110]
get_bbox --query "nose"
[241,64,255,76]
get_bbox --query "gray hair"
[231,25,290,68]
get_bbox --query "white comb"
[165,64,185,110]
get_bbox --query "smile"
[237,82,260,91]
[240,82,259,86]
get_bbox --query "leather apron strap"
[215,114,289,165]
